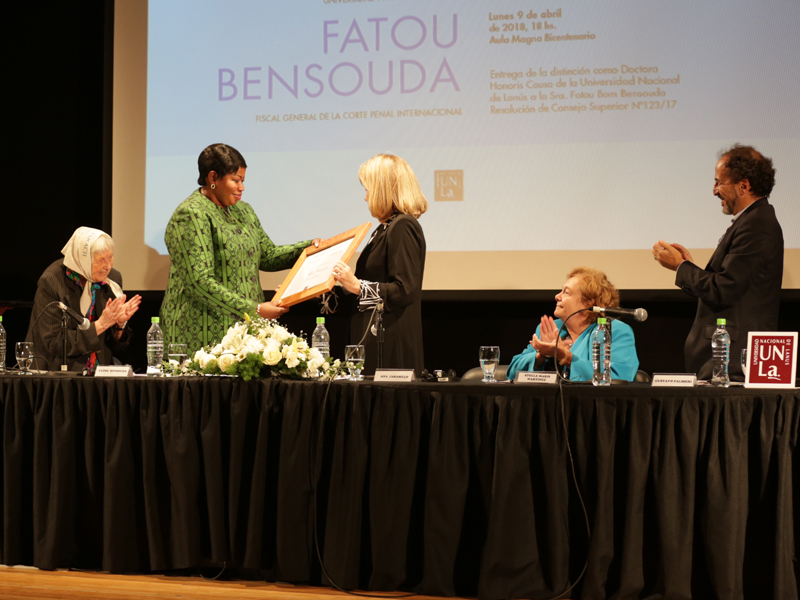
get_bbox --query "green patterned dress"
[160,189,310,353]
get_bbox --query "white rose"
[211,344,223,355]
[198,352,217,370]
[217,353,236,372]
[272,325,290,343]
[263,346,282,366]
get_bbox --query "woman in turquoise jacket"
[507,267,639,381]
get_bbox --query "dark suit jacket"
[676,198,783,380]
[25,259,131,372]
[350,214,426,376]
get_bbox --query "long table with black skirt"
[0,374,797,600]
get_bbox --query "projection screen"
[112,0,800,292]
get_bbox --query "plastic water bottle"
[0,315,6,373]
[711,318,730,387]
[592,317,611,386]
[146,317,164,376]
[312,317,330,360]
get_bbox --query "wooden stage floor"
[0,566,477,600]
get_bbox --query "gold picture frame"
[272,222,371,307]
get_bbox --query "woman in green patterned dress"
[160,144,314,353]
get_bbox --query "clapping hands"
[530,315,561,358]
[96,294,142,335]
[652,239,694,271]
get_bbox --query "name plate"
[374,369,416,382]
[515,371,559,384]
[651,373,697,387]
[95,365,134,378]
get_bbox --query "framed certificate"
[272,222,371,307]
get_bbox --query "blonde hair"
[568,267,620,324]
[358,154,428,222]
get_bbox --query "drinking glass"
[479,346,500,383]
[345,345,365,381]
[741,348,748,379]
[168,343,188,369]
[16,342,34,375]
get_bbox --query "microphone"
[592,306,648,322]
[370,300,385,336]
[57,302,91,330]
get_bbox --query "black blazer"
[25,259,131,372]
[350,214,426,375]
[676,198,784,380]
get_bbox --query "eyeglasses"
[92,255,114,267]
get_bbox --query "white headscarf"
[61,227,124,316]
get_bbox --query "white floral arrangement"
[168,314,341,381]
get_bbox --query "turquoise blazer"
[507,318,639,382]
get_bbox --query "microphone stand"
[61,309,69,371]
[554,308,592,384]
[376,301,385,369]
[52,304,75,375]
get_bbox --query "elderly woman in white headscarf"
[25,227,141,372]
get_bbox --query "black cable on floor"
[198,561,227,580]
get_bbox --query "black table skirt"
[1,376,798,600]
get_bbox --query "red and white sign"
[744,332,798,388]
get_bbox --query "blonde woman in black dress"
[332,154,428,376]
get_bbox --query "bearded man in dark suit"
[653,144,784,381]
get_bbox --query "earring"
[210,184,216,190]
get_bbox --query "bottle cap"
[597,317,607,324]
[716,318,726,325]
[151,316,160,323]
[0,316,3,322]
[316,317,325,324]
